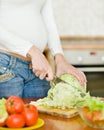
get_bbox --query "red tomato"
[22,104,38,127]
[81,106,93,122]
[6,114,25,128]
[85,111,93,121]
[0,121,6,127]
[6,96,24,114]
[81,106,89,113]
[93,110,102,121]
[81,106,103,123]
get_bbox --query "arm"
[0,24,53,80]
[41,0,87,86]
[41,0,63,56]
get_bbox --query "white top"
[0,0,63,57]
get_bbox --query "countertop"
[23,98,104,130]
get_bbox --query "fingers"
[45,69,53,81]
[80,71,87,83]
[35,70,47,80]
[78,71,87,86]
[72,70,87,87]
[34,69,53,81]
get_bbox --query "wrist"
[54,53,65,62]
[27,45,39,58]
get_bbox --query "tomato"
[82,106,103,123]
[81,106,93,122]
[81,106,89,113]
[85,111,93,121]
[92,110,102,121]
[6,96,24,114]
[0,121,6,127]
[22,104,38,127]
[6,114,25,128]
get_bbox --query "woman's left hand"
[55,54,87,86]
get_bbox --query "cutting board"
[37,105,78,118]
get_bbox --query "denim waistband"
[0,50,31,61]
[0,52,31,69]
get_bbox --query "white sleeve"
[41,0,64,56]
[0,25,33,57]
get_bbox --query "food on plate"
[0,120,6,127]
[0,98,8,126]
[6,95,24,114]
[78,96,104,128]
[0,96,39,128]
[22,104,38,127]
[6,114,25,128]
[31,74,89,119]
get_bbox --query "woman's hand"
[55,53,87,86]
[27,45,53,81]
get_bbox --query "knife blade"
[52,75,86,97]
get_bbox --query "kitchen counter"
[62,43,104,50]
[23,98,103,130]
[61,36,104,50]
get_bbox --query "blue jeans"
[0,52,50,98]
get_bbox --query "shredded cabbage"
[0,98,8,123]
[31,74,88,109]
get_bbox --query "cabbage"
[0,98,8,123]
[59,73,86,92]
[31,74,88,109]
[81,96,104,111]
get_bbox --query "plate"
[0,118,44,130]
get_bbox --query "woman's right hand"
[27,45,53,81]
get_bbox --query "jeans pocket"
[0,53,10,66]
[0,66,15,83]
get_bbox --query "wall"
[52,0,104,36]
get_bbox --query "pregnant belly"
[0,13,48,50]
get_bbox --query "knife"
[51,75,86,97]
